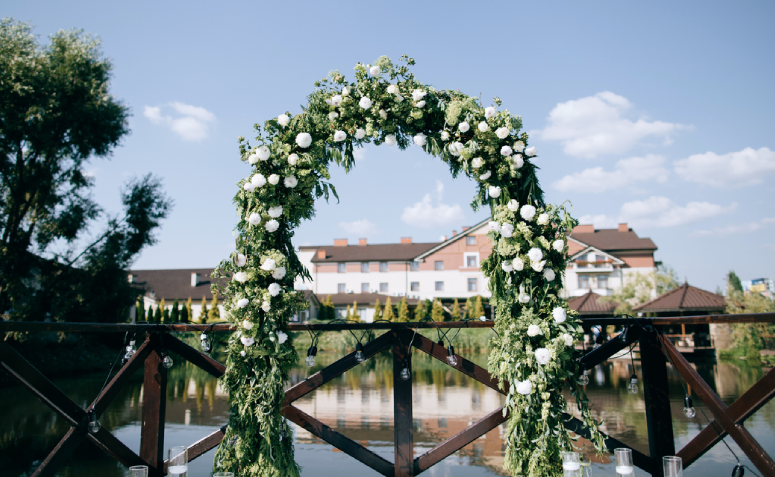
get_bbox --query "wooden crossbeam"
[163,333,226,378]
[31,427,88,477]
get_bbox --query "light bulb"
[628,374,639,395]
[200,333,211,354]
[683,396,696,418]
[732,464,745,477]
[305,355,315,367]
[578,370,589,386]
[122,340,137,365]
[446,345,458,367]
[354,343,365,363]
[400,367,411,381]
[306,345,317,367]
[162,354,173,369]
[88,411,101,433]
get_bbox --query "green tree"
[135,299,145,322]
[158,298,167,322]
[727,270,744,294]
[351,301,361,322]
[451,299,461,321]
[208,294,220,322]
[198,296,208,324]
[725,281,775,359]
[170,299,180,322]
[345,304,352,319]
[0,20,172,323]
[601,265,681,315]
[464,297,474,319]
[431,298,445,322]
[413,299,427,321]
[397,297,409,322]
[153,305,162,323]
[373,298,383,321]
[473,295,485,319]
[383,297,395,322]
[180,298,190,323]
[318,295,334,320]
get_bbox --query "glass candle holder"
[663,456,683,477]
[561,451,582,477]
[615,448,635,476]
[168,446,188,475]
[129,465,148,477]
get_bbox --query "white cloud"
[338,219,378,236]
[691,218,775,237]
[401,182,465,229]
[553,154,669,193]
[579,196,735,230]
[536,92,687,158]
[143,102,215,141]
[674,147,775,187]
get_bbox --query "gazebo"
[568,291,617,347]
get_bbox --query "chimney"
[572,224,595,234]
[618,223,629,232]
[191,273,199,287]
[127,274,134,283]
[317,249,326,259]
[334,238,348,246]
[400,237,412,244]
[461,226,470,231]
[359,238,367,246]
[452,230,457,236]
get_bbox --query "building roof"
[632,283,726,313]
[322,293,420,307]
[414,219,489,260]
[129,268,223,301]
[568,291,617,315]
[571,228,657,252]
[306,242,439,263]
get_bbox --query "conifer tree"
[153,305,162,323]
[208,294,220,322]
[351,301,361,321]
[158,298,168,322]
[184,298,193,323]
[431,298,445,322]
[451,299,461,321]
[170,299,180,323]
[397,297,409,322]
[473,295,485,319]
[180,299,190,323]
[383,296,395,322]
[322,295,334,320]
[373,298,382,321]
[346,304,352,319]
[413,299,426,321]
[464,296,473,319]
[136,300,145,322]
[199,296,209,324]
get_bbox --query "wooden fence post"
[640,326,675,476]
[140,333,168,477]
[393,330,414,477]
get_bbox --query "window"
[410,262,420,271]
[434,261,444,271]
[361,262,369,273]
[380,283,388,292]
[379,262,388,272]
[338,283,346,293]
[338,263,346,273]
[467,278,478,292]
[411,282,420,292]
[578,275,590,289]
[466,236,477,245]
[598,275,609,289]
[435,281,444,291]
[361,283,369,293]
[467,256,477,267]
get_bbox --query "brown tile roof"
[568,291,617,315]
[306,242,439,263]
[571,228,657,252]
[322,293,420,307]
[632,284,726,313]
[128,268,224,301]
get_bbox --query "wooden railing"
[1,314,775,477]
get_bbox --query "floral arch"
[211,56,605,477]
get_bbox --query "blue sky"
[7,0,775,292]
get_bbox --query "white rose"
[479,171,492,180]
[268,174,280,185]
[449,142,464,156]
[458,121,470,133]
[513,141,525,153]
[512,154,524,169]
[485,106,496,118]
[412,89,426,101]
[471,157,484,169]
[516,380,533,395]
[531,260,546,272]
[261,258,277,271]
[355,128,366,139]
[272,266,286,280]
[277,114,290,127]
[256,146,270,161]
[237,298,249,308]
[535,348,551,365]
[384,134,397,146]
[265,219,279,233]
[334,130,347,142]
[488,186,501,198]
[240,350,246,357]
[415,100,426,108]
[501,223,514,237]
[331,94,342,106]
[440,131,450,141]
[251,173,267,187]
[507,199,520,212]
[261,301,271,312]
[236,254,247,267]
[359,96,372,109]
[513,257,524,271]
[525,146,537,157]
[563,333,574,347]
[268,283,282,296]
[233,271,248,283]
[553,240,565,252]
[520,204,537,221]
[243,182,255,192]
[248,153,259,164]
[240,336,255,347]
[413,133,427,146]
[243,320,253,330]
[387,84,399,94]
[544,269,556,282]
[478,121,489,132]
[369,65,381,77]
[537,213,549,225]
[328,111,339,121]
[288,153,298,165]
[527,248,543,263]
[247,213,261,226]
[284,175,298,188]
[488,221,500,232]
[527,324,541,337]
[496,127,509,139]
[553,307,567,323]
[502,260,514,273]
[341,87,349,96]
[519,291,530,304]
[395,94,404,102]
[277,331,288,344]
[379,109,387,119]
[501,145,513,156]
[268,205,283,218]
[296,133,312,148]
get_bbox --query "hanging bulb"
[161,351,173,369]
[399,360,411,381]
[88,410,101,433]
[447,345,458,367]
[628,374,639,395]
[122,340,137,365]
[354,343,365,363]
[306,345,317,367]
[731,464,745,477]
[578,368,590,386]
[200,332,211,354]
[683,396,697,418]
[593,332,604,349]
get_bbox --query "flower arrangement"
[210,55,605,477]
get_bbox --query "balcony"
[574,259,614,273]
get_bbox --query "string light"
[732,464,745,477]
[200,332,212,354]
[683,396,697,418]
[306,345,317,367]
[122,339,137,365]
[578,366,590,386]
[627,374,639,395]
[446,344,458,367]
[354,343,365,363]
[88,409,101,433]
[160,349,173,369]
[399,359,411,381]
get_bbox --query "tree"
[451,299,461,321]
[135,299,145,322]
[601,265,680,316]
[413,299,427,321]
[318,295,334,320]
[170,299,180,323]
[383,297,395,322]
[725,278,775,358]
[397,297,409,322]
[464,297,473,319]
[0,20,172,323]
[373,298,383,321]
[727,270,743,294]
[431,298,445,322]
[181,298,191,324]
[345,304,352,319]
[153,306,162,323]
[198,297,208,324]
[208,294,220,322]
[158,298,167,323]
[351,301,360,322]
[473,296,485,319]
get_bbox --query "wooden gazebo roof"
[632,283,726,314]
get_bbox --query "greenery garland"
[211,55,606,477]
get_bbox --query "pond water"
[2,346,774,477]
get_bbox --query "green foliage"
[464,297,474,319]
[180,298,190,324]
[373,298,382,321]
[318,294,335,320]
[158,299,167,323]
[451,299,461,321]
[432,298,446,322]
[473,295,485,319]
[208,294,221,323]
[600,265,680,316]
[383,297,395,322]
[413,299,427,321]
[198,297,208,324]
[153,306,162,324]
[136,300,145,322]
[724,289,775,359]
[351,301,360,322]
[397,297,409,322]
[727,270,743,293]
[170,300,180,323]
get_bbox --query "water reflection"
[1,349,774,476]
